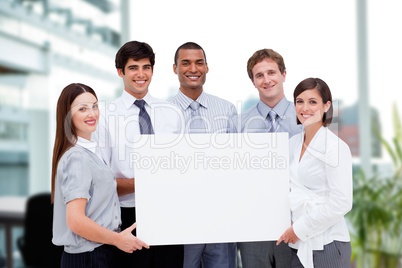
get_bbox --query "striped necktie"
[189,101,206,133]
[268,110,278,132]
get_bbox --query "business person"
[234,48,301,268]
[51,83,148,268]
[277,77,353,268]
[170,41,238,268]
[95,41,184,267]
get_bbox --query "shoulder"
[239,104,258,118]
[204,92,235,107]
[323,128,352,161]
[58,146,91,172]
[61,146,87,160]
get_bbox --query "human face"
[71,92,99,140]
[173,49,208,96]
[295,89,331,128]
[118,58,153,99]
[252,58,286,107]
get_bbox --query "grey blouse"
[52,142,121,253]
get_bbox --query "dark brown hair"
[247,48,286,80]
[115,41,155,74]
[293,77,333,126]
[51,83,97,202]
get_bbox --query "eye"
[309,100,317,104]
[93,104,99,110]
[79,107,87,112]
[296,100,303,104]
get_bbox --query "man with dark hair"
[170,42,238,268]
[95,40,184,267]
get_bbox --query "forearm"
[116,178,135,196]
[66,199,119,246]
[68,214,119,246]
[66,198,148,253]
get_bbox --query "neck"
[303,122,323,145]
[260,93,284,109]
[180,87,203,101]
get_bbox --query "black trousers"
[117,207,184,268]
[61,245,118,268]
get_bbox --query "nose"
[88,108,96,117]
[263,74,271,84]
[189,62,197,72]
[301,103,310,112]
[137,68,145,77]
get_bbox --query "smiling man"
[170,42,238,268]
[95,41,184,267]
[233,48,302,268]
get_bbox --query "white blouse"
[288,126,353,267]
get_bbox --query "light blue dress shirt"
[232,97,302,136]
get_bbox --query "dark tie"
[134,99,154,134]
[268,110,278,132]
[189,101,206,133]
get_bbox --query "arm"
[116,178,135,196]
[66,198,148,252]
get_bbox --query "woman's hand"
[276,225,299,245]
[115,223,150,253]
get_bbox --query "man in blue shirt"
[234,48,302,268]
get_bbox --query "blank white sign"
[134,133,290,245]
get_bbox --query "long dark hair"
[51,83,97,202]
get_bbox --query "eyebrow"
[181,59,205,63]
[127,64,152,68]
[73,101,98,108]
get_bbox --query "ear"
[324,101,331,112]
[205,63,209,74]
[282,70,287,82]
[117,68,124,77]
[173,64,177,74]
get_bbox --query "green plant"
[348,103,402,268]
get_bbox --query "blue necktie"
[189,101,206,133]
[268,110,278,132]
[134,99,154,134]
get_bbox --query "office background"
[1,0,401,267]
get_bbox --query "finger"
[125,222,137,233]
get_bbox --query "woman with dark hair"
[51,83,148,268]
[277,78,353,268]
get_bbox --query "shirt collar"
[121,90,154,109]
[76,136,97,154]
[257,96,291,119]
[176,90,208,110]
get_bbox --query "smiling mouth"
[186,75,199,80]
[135,80,146,84]
[85,119,97,125]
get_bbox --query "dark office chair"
[17,192,63,268]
